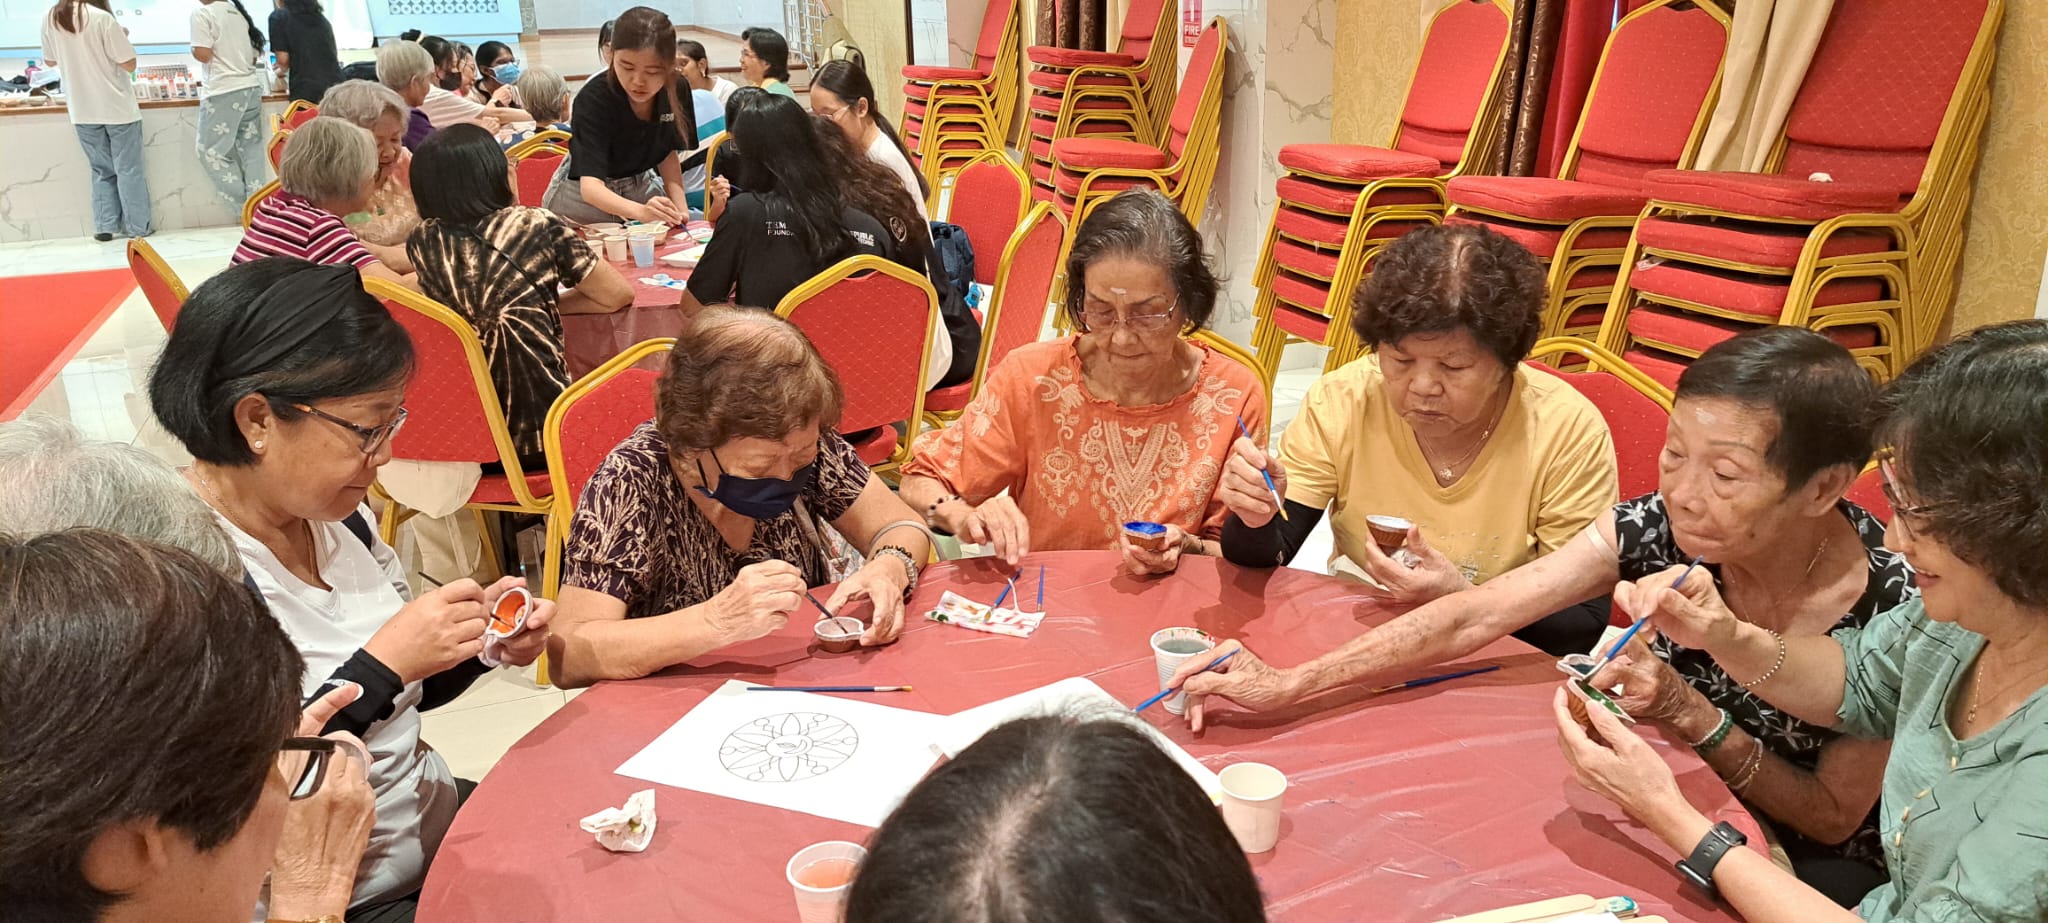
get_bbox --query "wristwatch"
[1675,821,1748,898]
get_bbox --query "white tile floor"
[0,227,1328,781]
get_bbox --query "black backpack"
[928,221,978,310]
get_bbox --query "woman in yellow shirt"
[1220,224,1617,634]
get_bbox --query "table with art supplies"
[559,219,714,377]
[416,552,1763,923]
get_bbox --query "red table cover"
[418,552,1761,922]
[560,239,701,377]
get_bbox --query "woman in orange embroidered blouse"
[901,190,1267,576]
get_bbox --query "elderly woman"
[318,79,420,253]
[899,189,1268,576]
[146,257,554,917]
[848,716,1266,922]
[549,308,933,688]
[0,414,238,574]
[1178,328,1910,900]
[739,27,798,99]
[0,530,373,923]
[1556,320,2048,922]
[375,38,435,150]
[505,64,573,146]
[233,117,416,289]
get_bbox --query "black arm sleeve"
[419,657,493,712]
[1220,500,1325,569]
[313,648,405,737]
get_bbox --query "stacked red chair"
[901,0,1021,190]
[1020,0,1177,202]
[1444,0,1730,354]
[1597,0,2004,388]
[1245,0,1515,380]
[923,203,1067,428]
[1048,17,1228,227]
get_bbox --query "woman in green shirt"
[1554,319,2048,922]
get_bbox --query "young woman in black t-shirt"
[541,5,696,226]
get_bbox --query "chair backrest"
[505,129,571,159]
[1844,464,1892,523]
[703,132,729,181]
[775,257,939,458]
[126,237,187,332]
[970,203,1066,400]
[1392,0,1513,170]
[1562,0,1730,188]
[514,147,565,208]
[279,100,318,130]
[1112,0,1172,64]
[1777,0,1996,197]
[363,278,543,501]
[1526,337,1672,501]
[267,129,292,171]
[938,152,1031,287]
[1164,20,1228,161]
[544,338,671,517]
[968,0,1017,74]
[241,179,281,228]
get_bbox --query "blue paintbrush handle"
[1134,649,1240,712]
[1600,557,1704,664]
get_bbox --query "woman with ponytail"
[543,5,696,226]
[191,0,269,205]
[42,0,151,240]
[810,58,929,220]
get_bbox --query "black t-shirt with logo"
[686,193,892,310]
[567,75,697,181]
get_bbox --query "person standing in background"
[41,0,151,241]
[190,0,268,206]
[269,0,341,104]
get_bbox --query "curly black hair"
[1350,224,1545,368]
[1876,319,2048,608]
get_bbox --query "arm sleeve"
[808,432,870,521]
[418,657,492,712]
[1273,376,1344,512]
[566,86,613,180]
[560,448,656,608]
[898,352,1030,506]
[1532,402,1621,555]
[1221,501,1327,568]
[267,10,292,56]
[686,195,752,303]
[1199,370,1269,542]
[191,8,217,49]
[546,210,598,285]
[1832,600,1917,740]
[313,649,405,736]
[99,12,136,62]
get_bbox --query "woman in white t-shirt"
[810,58,929,222]
[41,0,151,239]
[191,0,269,205]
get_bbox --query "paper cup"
[1365,514,1412,555]
[1149,627,1214,716]
[602,233,628,262]
[813,616,863,654]
[1122,520,1170,553]
[585,236,605,263]
[628,234,656,268]
[787,840,865,923]
[1219,762,1287,853]
[488,586,531,638]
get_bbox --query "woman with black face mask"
[413,33,529,131]
[547,306,934,689]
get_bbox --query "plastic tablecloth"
[560,244,700,377]
[417,552,1763,922]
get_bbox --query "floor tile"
[421,692,569,782]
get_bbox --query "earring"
[253,440,265,450]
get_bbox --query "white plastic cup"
[1218,762,1287,854]
[1149,627,1214,716]
[585,235,604,263]
[602,233,628,262]
[787,840,866,923]
[628,234,656,268]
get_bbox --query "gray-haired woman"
[0,414,239,574]
[231,116,416,288]
[506,64,573,147]
[375,38,435,150]
[319,79,420,251]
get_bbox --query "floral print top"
[347,152,420,248]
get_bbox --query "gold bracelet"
[1726,737,1766,792]
[1740,628,1787,689]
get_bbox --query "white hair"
[319,78,409,129]
[515,65,569,124]
[0,416,240,575]
[281,116,378,205]
[375,39,435,92]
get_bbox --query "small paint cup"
[1149,627,1214,716]
[628,233,656,268]
[1218,762,1287,853]
[487,586,532,637]
[602,233,628,262]
[1123,520,1170,553]
[814,616,863,654]
[585,235,605,263]
[1365,514,1412,556]
[787,840,866,923]
[583,222,624,236]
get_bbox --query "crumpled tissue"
[580,789,657,852]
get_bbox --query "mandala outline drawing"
[719,712,860,782]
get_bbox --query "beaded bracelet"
[1740,628,1787,689]
[1689,708,1735,754]
[870,544,919,601]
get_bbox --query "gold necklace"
[1417,390,1506,482]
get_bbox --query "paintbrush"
[1368,664,1501,695]
[1134,649,1240,713]
[745,685,913,693]
[806,590,838,623]
[1233,413,1289,522]
[1596,556,1705,671]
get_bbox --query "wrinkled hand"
[1118,523,1189,577]
[1170,640,1301,733]
[1552,686,1685,823]
[266,737,376,921]
[949,495,1030,567]
[363,580,489,684]
[1357,525,1470,604]
[484,576,554,668]
[1616,563,1736,652]
[825,556,914,647]
[706,560,804,645]
[640,196,687,225]
[1588,635,1713,726]
[1217,436,1288,528]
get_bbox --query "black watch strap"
[1675,821,1748,898]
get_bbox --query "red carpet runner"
[0,268,136,419]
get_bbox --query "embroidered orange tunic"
[902,337,1268,550]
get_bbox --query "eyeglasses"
[1877,452,1935,535]
[813,104,849,120]
[293,403,408,455]
[278,737,338,801]
[1073,298,1181,334]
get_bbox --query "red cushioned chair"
[1247,0,1515,381]
[276,99,317,132]
[363,278,554,564]
[240,179,281,229]
[1050,18,1228,227]
[901,0,1021,188]
[127,237,188,332]
[1019,0,1176,200]
[923,202,1066,427]
[775,257,940,473]
[933,152,1031,288]
[1597,0,2004,382]
[511,144,566,209]
[1844,464,1892,524]
[266,128,292,172]
[1446,0,1730,350]
[540,337,670,598]
[1525,337,1672,503]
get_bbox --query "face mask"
[492,62,521,84]
[694,449,813,520]
[438,71,463,91]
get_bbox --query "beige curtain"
[1695,0,1835,172]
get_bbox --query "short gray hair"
[375,39,435,93]
[280,116,378,204]
[515,65,569,124]
[0,416,240,575]
[319,79,408,130]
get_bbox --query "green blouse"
[1832,598,2048,922]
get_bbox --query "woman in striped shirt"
[233,116,416,290]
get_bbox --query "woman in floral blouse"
[899,189,1267,578]
[318,79,421,253]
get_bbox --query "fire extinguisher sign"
[1182,1,1202,46]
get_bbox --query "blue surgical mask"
[492,62,522,84]
[694,449,813,520]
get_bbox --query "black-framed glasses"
[1073,296,1181,334]
[293,404,408,455]
[279,737,338,801]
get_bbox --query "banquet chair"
[1050,17,1228,227]
[241,180,282,228]
[702,133,728,181]
[541,337,672,599]
[1596,0,2004,386]
[900,0,1021,187]
[505,130,570,159]
[126,237,188,332]
[932,152,1031,289]
[1020,0,1177,200]
[774,257,940,474]
[1245,0,1515,380]
[1445,0,1730,350]
[266,128,292,172]
[362,278,554,571]
[1525,338,1671,503]
[511,143,566,209]
[276,99,317,132]
[1844,464,1892,524]
[922,202,1066,428]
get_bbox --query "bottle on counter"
[22,60,40,82]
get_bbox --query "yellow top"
[1279,355,1618,584]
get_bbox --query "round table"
[560,234,705,377]
[418,552,1762,922]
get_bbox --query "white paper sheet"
[615,680,945,828]
[931,677,1222,799]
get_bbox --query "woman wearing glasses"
[899,190,1267,577]
[146,258,555,918]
